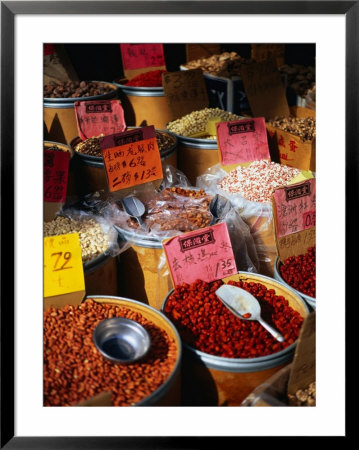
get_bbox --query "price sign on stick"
[74,100,126,141]
[216,117,270,166]
[120,44,166,80]
[101,126,163,192]
[44,150,70,203]
[120,44,166,71]
[163,222,237,287]
[272,178,316,261]
[162,69,209,120]
[240,60,290,120]
[44,233,85,298]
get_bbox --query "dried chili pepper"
[164,278,304,359]
[125,70,167,87]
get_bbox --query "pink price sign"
[120,44,165,70]
[74,100,126,141]
[273,178,316,238]
[217,117,270,166]
[163,222,237,287]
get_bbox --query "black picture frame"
[1,1,353,448]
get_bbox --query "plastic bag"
[44,207,131,261]
[197,163,278,276]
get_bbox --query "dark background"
[63,43,315,82]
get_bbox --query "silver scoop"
[215,284,284,342]
[121,196,146,227]
[209,194,231,223]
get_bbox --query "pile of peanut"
[166,107,241,138]
[182,51,251,78]
[44,216,109,263]
[268,116,316,142]
[43,299,178,406]
[288,382,316,406]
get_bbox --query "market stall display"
[42,42,317,409]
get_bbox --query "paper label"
[74,100,126,140]
[101,127,163,192]
[287,311,316,396]
[216,117,270,165]
[44,233,85,298]
[267,124,315,172]
[163,223,237,287]
[120,44,165,70]
[240,60,290,120]
[162,69,209,120]
[44,150,70,203]
[273,179,316,238]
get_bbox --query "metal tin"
[44,140,74,157]
[44,81,119,145]
[160,271,309,405]
[88,295,182,406]
[113,79,172,129]
[112,81,165,98]
[83,252,118,297]
[274,257,316,310]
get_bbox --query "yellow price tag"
[289,170,314,185]
[44,233,85,298]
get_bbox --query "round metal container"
[165,130,219,186]
[43,81,119,145]
[274,257,316,310]
[115,227,171,310]
[87,295,182,406]
[70,129,178,196]
[161,271,309,406]
[84,252,119,297]
[113,79,172,129]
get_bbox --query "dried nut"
[43,216,109,263]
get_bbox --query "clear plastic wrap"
[44,207,131,262]
[197,162,284,276]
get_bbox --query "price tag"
[120,44,166,71]
[272,178,316,261]
[287,311,316,397]
[216,117,270,166]
[163,223,237,287]
[44,150,70,203]
[74,100,126,140]
[240,60,290,120]
[44,233,85,298]
[100,126,163,192]
[162,69,209,120]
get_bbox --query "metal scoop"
[209,194,232,223]
[121,196,146,227]
[215,284,284,342]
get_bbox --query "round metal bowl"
[93,317,151,364]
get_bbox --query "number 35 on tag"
[44,233,85,298]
